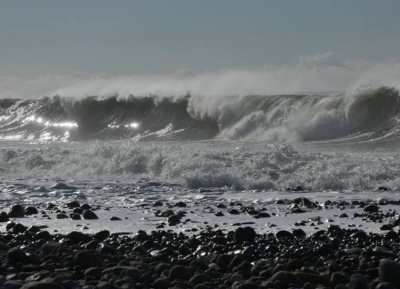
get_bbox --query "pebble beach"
[0,180,400,289]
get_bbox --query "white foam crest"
[216,97,345,142]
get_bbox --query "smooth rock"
[234,227,256,243]
[3,280,23,289]
[376,282,396,289]
[364,204,379,213]
[21,282,64,289]
[94,230,110,241]
[189,273,212,285]
[83,210,98,220]
[8,205,24,218]
[68,231,92,244]
[7,248,31,265]
[379,259,400,289]
[169,265,192,281]
[152,277,171,289]
[74,251,98,269]
[25,207,38,215]
[84,267,102,279]
[269,271,303,287]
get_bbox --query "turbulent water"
[0,86,398,143]
[0,86,400,191]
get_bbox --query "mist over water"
[1,52,400,99]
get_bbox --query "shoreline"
[0,182,399,288]
[2,210,400,288]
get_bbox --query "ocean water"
[0,86,399,191]
[0,86,400,234]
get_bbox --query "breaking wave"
[0,86,399,144]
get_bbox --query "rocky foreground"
[1,201,400,289]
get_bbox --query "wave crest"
[0,86,398,143]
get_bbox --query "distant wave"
[0,86,398,143]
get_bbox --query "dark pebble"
[8,205,25,218]
[21,282,64,289]
[169,265,193,281]
[379,259,400,288]
[83,210,98,220]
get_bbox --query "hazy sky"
[1,0,400,77]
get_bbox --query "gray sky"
[1,0,400,77]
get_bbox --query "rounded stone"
[167,215,180,225]
[376,282,397,289]
[33,231,51,241]
[3,280,24,289]
[234,227,256,243]
[21,282,64,289]
[66,201,80,208]
[25,207,39,215]
[84,267,102,279]
[94,230,110,241]
[68,231,92,244]
[275,230,294,239]
[169,265,193,281]
[8,205,24,218]
[69,213,81,220]
[269,271,303,288]
[0,212,9,222]
[379,259,400,288]
[74,251,98,269]
[189,273,212,285]
[152,277,170,289]
[7,248,31,265]
[364,204,379,213]
[83,210,98,220]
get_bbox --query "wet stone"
[0,212,9,222]
[94,230,110,241]
[152,277,170,289]
[174,201,187,207]
[364,204,379,214]
[66,201,80,208]
[7,248,31,265]
[68,231,92,244]
[56,213,68,219]
[380,224,393,231]
[234,227,256,243]
[74,251,98,269]
[21,282,64,289]
[24,207,38,215]
[69,213,81,220]
[83,210,98,220]
[168,215,181,225]
[229,209,240,215]
[169,265,192,281]
[269,271,303,288]
[8,205,24,218]
[275,230,294,239]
